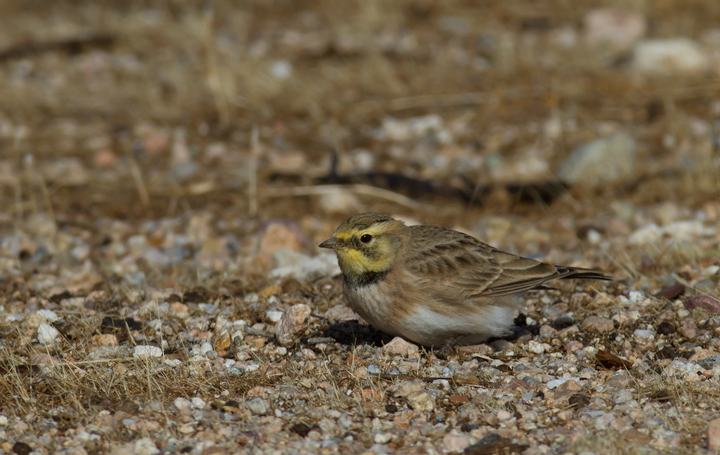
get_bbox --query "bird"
[319,212,610,347]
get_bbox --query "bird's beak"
[319,237,341,250]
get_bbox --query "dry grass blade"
[389,88,538,110]
[263,184,423,210]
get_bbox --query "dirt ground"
[1,1,720,454]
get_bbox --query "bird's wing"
[404,226,587,299]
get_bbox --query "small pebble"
[582,316,614,333]
[37,323,60,346]
[633,329,656,340]
[133,437,160,455]
[275,304,312,347]
[382,337,419,357]
[246,397,270,416]
[679,319,700,340]
[133,345,163,358]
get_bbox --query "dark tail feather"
[558,267,612,281]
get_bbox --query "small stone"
[214,332,232,352]
[37,309,59,323]
[174,397,192,413]
[133,437,160,455]
[708,418,720,452]
[565,340,583,353]
[496,409,513,420]
[595,412,616,430]
[382,337,419,357]
[633,329,656,340]
[275,304,312,347]
[191,397,206,409]
[373,433,393,444]
[94,150,117,167]
[633,38,709,74]
[582,316,614,333]
[657,321,675,335]
[271,60,292,80]
[547,378,580,389]
[679,319,699,340]
[12,442,32,455]
[37,323,60,345]
[406,391,435,412]
[324,305,361,322]
[558,133,636,187]
[683,295,720,314]
[557,409,574,422]
[443,433,472,452]
[527,340,545,354]
[490,339,514,352]
[605,372,633,389]
[246,397,270,415]
[367,365,381,374]
[612,389,632,404]
[133,345,163,358]
[265,310,284,323]
[93,334,118,346]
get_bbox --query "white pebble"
[37,323,60,345]
[633,329,656,340]
[587,229,602,245]
[266,310,284,323]
[133,345,163,358]
[133,437,160,455]
[374,433,393,444]
[191,397,207,409]
[173,397,192,413]
[36,309,59,323]
[628,291,645,303]
[528,340,545,354]
[547,377,580,389]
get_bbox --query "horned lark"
[320,213,609,347]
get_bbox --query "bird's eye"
[360,234,372,244]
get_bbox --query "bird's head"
[319,212,406,277]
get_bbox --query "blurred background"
[0,0,719,290]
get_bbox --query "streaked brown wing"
[404,226,562,298]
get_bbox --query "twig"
[263,184,422,210]
[389,87,537,110]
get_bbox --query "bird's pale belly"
[343,279,518,346]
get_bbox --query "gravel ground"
[1,1,720,454]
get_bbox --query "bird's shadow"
[322,321,395,347]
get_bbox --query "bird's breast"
[342,278,401,337]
